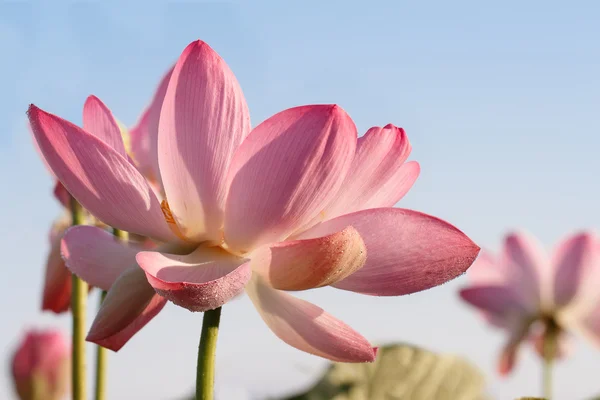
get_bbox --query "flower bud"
[11,329,70,400]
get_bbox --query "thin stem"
[94,228,128,400]
[94,290,108,400]
[542,320,558,400]
[70,197,88,400]
[196,307,222,400]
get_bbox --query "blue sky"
[1,1,599,399]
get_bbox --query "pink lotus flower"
[460,231,600,375]
[11,329,70,400]
[29,39,479,361]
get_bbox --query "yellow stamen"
[160,200,188,241]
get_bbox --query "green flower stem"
[196,307,222,400]
[94,228,128,400]
[94,290,108,400]
[542,320,558,400]
[70,197,88,400]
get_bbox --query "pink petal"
[130,66,174,185]
[158,40,250,242]
[501,231,547,310]
[459,286,532,320]
[465,251,507,285]
[225,105,357,253]
[552,231,598,307]
[87,266,166,351]
[61,226,142,291]
[82,95,127,157]
[496,320,532,376]
[42,240,72,313]
[92,294,166,352]
[136,246,252,312]
[298,208,479,296]
[28,105,175,242]
[246,278,376,362]
[324,125,419,220]
[251,226,366,291]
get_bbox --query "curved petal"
[501,231,547,310]
[87,266,166,351]
[246,278,376,362]
[323,125,418,220]
[497,326,528,376]
[130,66,174,184]
[82,95,127,157]
[297,208,479,296]
[225,105,357,253]
[552,231,598,307]
[158,40,250,242]
[42,240,72,313]
[61,226,142,291]
[28,105,175,242]
[136,246,252,312]
[92,294,166,352]
[251,226,366,291]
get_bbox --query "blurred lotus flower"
[29,39,480,360]
[11,329,70,400]
[460,231,600,375]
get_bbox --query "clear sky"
[1,1,599,399]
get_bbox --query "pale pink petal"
[460,286,532,321]
[497,321,532,376]
[225,105,357,253]
[297,208,479,296]
[136,246,252,312]
[323,125,419,220]
[92,294,166,352]
[159,40,250,242]
[28,105,175,242]
[465,251,507,285]
[251,227,366,291]
[82,95,127,156]
[130,66,174,184]
[42,240,72,314]
[53,181,70,209]
[552,231,598,307]
[87,267,165,351]
[61,226,142,291]
[246,278,376,362]
[500,231,548,309]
